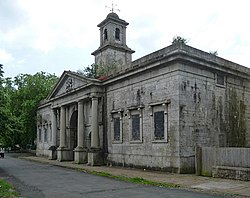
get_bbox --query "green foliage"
[209,51,218,56]
[78,64,98,78]
[0,179,19,197]
[172,36,188,44]
[0,64,10,146]
[84,170,180,188]
[97,62,117,77]
[78,62,117,79]
[0,66,58,148]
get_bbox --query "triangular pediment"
[47,71,101,100]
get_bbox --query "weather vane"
[105,0,120,13]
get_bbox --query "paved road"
[0,154,230,198]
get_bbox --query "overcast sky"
[1,0,250,78]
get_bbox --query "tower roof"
[106,12,119,19]
[97,12,129,27]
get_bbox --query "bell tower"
[91,12,135,76]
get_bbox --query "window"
[128,106,144,142]
[115,28,120,40]
[44,127,47,142]
[111,109,123,143]
[49,124,52,142]
[132,114,140,141]
[38,128,42,142]
[154,111,164,140]
[149,100,170,142]
[217,74,225,86]
[104,29,108,40]
[114,117,120,141]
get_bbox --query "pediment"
[47,71,100,100]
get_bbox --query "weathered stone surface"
[37,12,250,173]
[213,166,250,181]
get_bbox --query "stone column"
[74,101,87,163]
[66,107,69,146]
[59,106,66,148]
[48,109,57,160]
[77,101,85,148]
[91,97,99,148]
[57,106,71,161]
[51,109,57,146]
[88,97,103,165]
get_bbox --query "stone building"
[37,12,250,173]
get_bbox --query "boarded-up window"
[132,114,140,140]
[217,74,225,85]
[114,117,120,141]
[50,126,52,142]
[44,128,48,142]
[154,111,164,140]
[39,128,42,142]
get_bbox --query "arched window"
[115,28,120,40]
[104,29,108,40]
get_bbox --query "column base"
[88,148,103,166]
[74,147,88,164]
[48,146,57,160]
[57,147,73,161]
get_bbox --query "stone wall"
[178,59,250,173]
[106,63,181,172]
[95,48,132,76]
[196,147,250,180]
[105,44,250,173]
[36,103,52,157]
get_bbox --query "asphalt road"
[0,154,230,198]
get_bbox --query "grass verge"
[0,179,19,198]
[79,169,180,188]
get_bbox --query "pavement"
[21,154,250,197]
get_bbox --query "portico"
[41,71,104,165]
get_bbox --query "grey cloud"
[0,1,28,32]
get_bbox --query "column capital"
[91,96,98,101]
[77,100,84,104]
[52,108,58,115]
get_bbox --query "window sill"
[216,84,226,88]
[112,140,123,144]
[152,139,168,143]
[130,140,143,144]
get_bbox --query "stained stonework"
[37,13,250,173]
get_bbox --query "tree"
[0,64,8,143]
[12,72,58,147]
[78,62,117,79]
[78,64,98,78]
[0,65,17,147]
[172,36,188,44]
[0,69,58,148]
[0,76,21,147]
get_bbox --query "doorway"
[69,110,78,160]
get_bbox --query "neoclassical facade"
[37,12,250,173]
[37,74,104,165]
